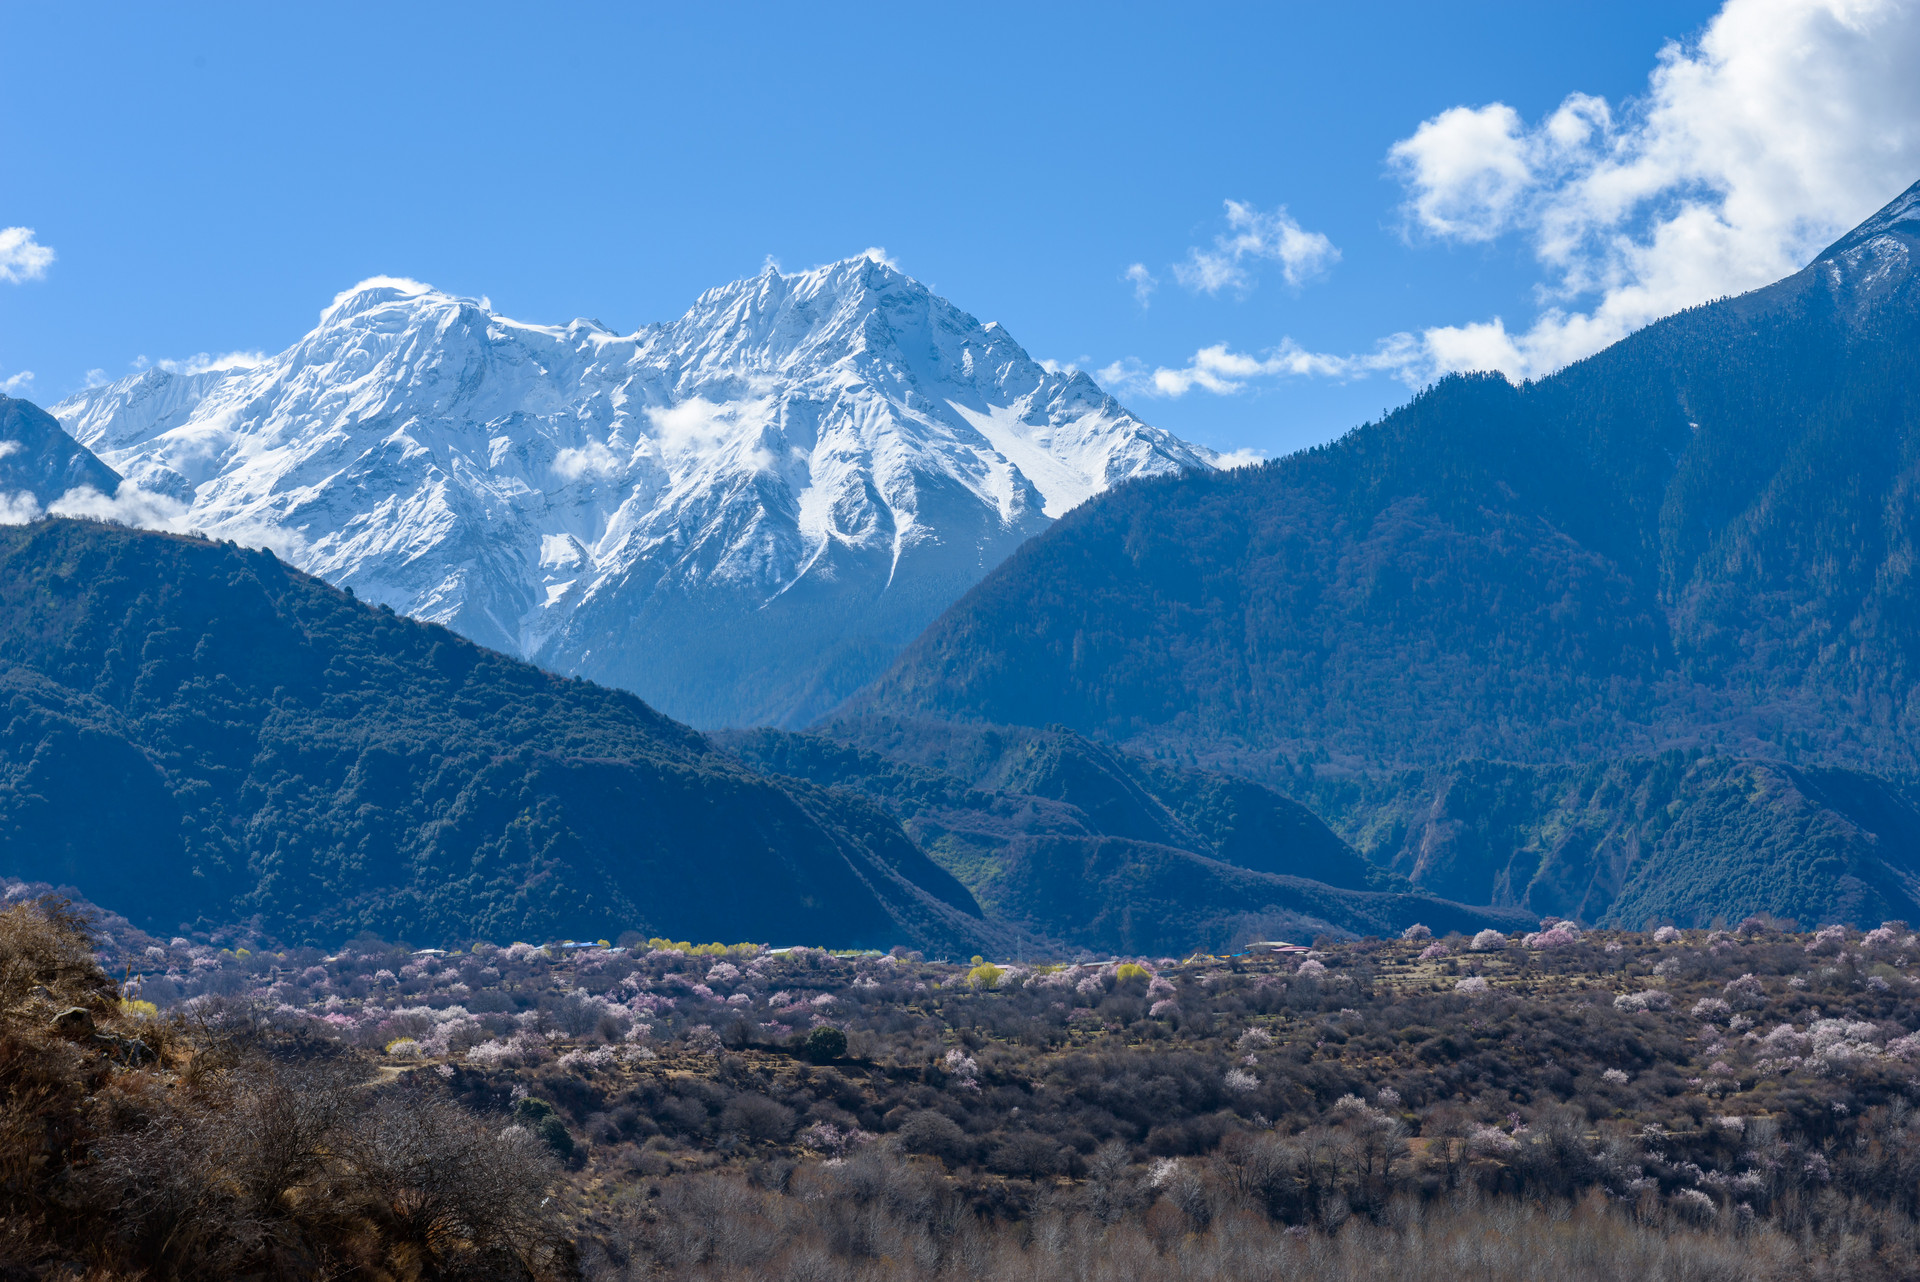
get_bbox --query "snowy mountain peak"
[319,274,439,323]
[54,259,1212,727]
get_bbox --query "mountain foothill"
[4,181,1920,950]
[0,516,1001,953]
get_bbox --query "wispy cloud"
[860,246,899,270]
[1171,201,1340,295]
[0,370,32,396]
[47,481,192,529]
[0,228,54,284]
[0,479,305,558]
[1100,337,1413,399]
[1124,263,1158,307]
[552,439,626,481]
[144,351,269,377]
[0,482,189,533]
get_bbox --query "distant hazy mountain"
[53,259,1210,728]
[857,179,1920,777]
[0,518,1003,953]
[0,396,120,505]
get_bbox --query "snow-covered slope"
[54,257,1213,727]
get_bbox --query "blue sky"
[3,0,1916,459]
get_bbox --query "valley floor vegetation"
[15,879,1920,1278]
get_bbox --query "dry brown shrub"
[0,897,116,1017]
[0,899,571,1281]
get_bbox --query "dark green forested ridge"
[1277,750,1920,931]
[720,721,1533,953]
[0,518,998,953]
[730,717,1920,933]
[853,178,1920,777]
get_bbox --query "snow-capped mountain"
[54,256,1213,727]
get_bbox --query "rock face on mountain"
[53,258,1210,728]
[857,179,1920,778]
[0,396,120,506]
[0,518,1003,953]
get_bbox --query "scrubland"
[11,887,1920,1278]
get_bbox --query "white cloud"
[1171,201,1340,295]
[1212,448,1266,469]
[646,399,735,455]
[0,478,301,557]
[154,351,269,377]
[1107,0,1920,401]
[1125,263,1158,307]
[1,371,32,396]
[643,396,777,468]
[0,442,22,461]
[552,439,626,481]
[0,228,54,284]
[1388,101,1601,243]
[46,481,191,530]
[1100,337,1403,399]
[0,483,186,534]
[1384,0,1920,381]
[860,246,899,270]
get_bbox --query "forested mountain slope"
[0,395,121,505]
[0,519,998,952]
[855,180,1920,777]
[721,721,1534,953]
[1286,751,1920,930]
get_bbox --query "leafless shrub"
[344,1092,568,1278]
[581,1165,1820,1282]
[719,1093,795,1143]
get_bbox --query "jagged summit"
[54,258,1210,727]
